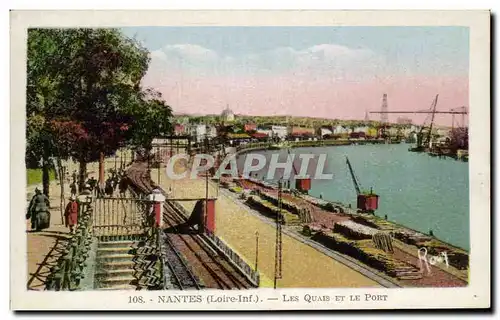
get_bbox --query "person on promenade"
[26,187,50,232]
[70,181,77,196]
[76,184,94,214]
[64,195,79,234]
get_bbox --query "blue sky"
[120,26,469,76]
[119,26,469,120]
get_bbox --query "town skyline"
[121,26,469,126]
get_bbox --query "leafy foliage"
[26,28,173,170]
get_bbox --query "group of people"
[26,185,91,235]
[68,168,126,198]
[27,168,130,234]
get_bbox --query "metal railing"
[92,197,149,237]
[204,232,260,287]
[45,207,93,291]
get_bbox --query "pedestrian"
[26,187,50,232]
[70,181,77,196]
[64,195,79,234]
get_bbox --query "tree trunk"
[99,151,105,189]
[57,158,65,225]
[42,157,50,197]
[79,158,87,192]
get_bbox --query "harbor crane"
[370,94,468,151]
[345,156,379,213]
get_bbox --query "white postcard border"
[10,10,491,310]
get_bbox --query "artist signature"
[417,247,449,274]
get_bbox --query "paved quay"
[151,165,382,288]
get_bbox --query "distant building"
[174,124,186,136]
[435,127,450,137]
[251,132,269,141]
[271,125,288,139]
[188,124,207,143]
[221,105,235,122]
[256,128,272,137]
[387,126,400,136]
[367,127,378,137]
[353,126,369,133]
[318,127,333,137]
[397,117,413,125]
[244,123,257,132]
[349,132,366,139]
[333,125,348,134]
[206,125,217,138]
[289,126,315,137]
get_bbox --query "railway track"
[157,230,202,290]
[162,200,252,289]
[126,161,254,290]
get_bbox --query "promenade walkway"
[26,180,72,290]
[26,153,128,290]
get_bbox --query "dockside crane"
[423,94,439,149]
[370,94,468,152]
[346,156,379,213]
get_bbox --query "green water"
[238,143,469,250]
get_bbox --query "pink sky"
[143,73,468,126]
[140,41,468,127]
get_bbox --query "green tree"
[125,88,173,151]
[26,28,165,192]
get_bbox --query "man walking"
[64,195,79,234]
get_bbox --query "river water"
[236,143,469,250]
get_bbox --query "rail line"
[157,230,202,290]
[124,162,201,290]
[126,161,254,290]
[162,200,252,289]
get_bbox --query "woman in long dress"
[64,195,79,234]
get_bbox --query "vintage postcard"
[10,10,490,310]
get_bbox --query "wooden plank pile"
[333,220,378,240]
[312,232,422,280]
[245,196,300,225]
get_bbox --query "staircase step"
[98,240,138,248]
[96,269,136,277]
[96,275,136,288]
[98,284,140,291]
[100,261,135,270]
[97,247,134,255]
[96,253,135,262]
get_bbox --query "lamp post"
[274,179,283,289]
[254,231,259,271]
[157,145,161,185]
[204,134,209,233]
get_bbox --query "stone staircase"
[94,238,161,290]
